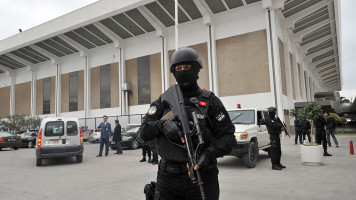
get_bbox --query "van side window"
[67,121,78,136]
[45,121,64,136]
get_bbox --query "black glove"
[160,120,183,142]
[196,152,210,171]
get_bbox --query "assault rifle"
[160,84,206,200]
[276,117,291,138]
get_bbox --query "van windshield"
[228,110,255,125]
[67,121,78,136]
[45,121,64,136]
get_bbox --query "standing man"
[314,115,332,156]
[264,107,286,170]
[139,142,151,162]
[301,118,311,143]
[148,138,158,165]
[294,117,303,145]
[113,120,123,154]
[96,115,112,157]
[324,112,339,147]
[138,48,236,199]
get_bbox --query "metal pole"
[175,0,178,50]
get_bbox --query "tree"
[299,102,323,145]
[0,115,27,134]
[290,109,302,118]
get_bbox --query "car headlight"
[234,133,248,140]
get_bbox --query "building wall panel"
[50,76,56,114]
[61,73,69,113]
[126,58,138,106]
[110,62,120,108]
[78,70,84,111]
[15,82,31,116]
[36,79,43,115]
[0,87,10,118]
[279,38,287,96]
[91,67,100,109]
[150,53,162,101]
[217,30,270,96]
[289,52,296,100]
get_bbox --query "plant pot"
[300,144,324,165]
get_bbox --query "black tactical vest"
[156,90,212,162]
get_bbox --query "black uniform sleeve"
[138,97,164,142]
[203,95,236,160]
[265,118,282,130]
[294,120,302,127]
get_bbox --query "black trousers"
[302,130,311,143]
[316,132,327,150]
[156,165,219,200]
[142,144,151,157]
[295,131,302,144]
[115,140,122,153]
[270,136,281,166]
[151,147,158,163]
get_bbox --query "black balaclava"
[268,111,276,119]
[173,63,200,96]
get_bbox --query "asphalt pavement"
[0,135,355,200]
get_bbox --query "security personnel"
[138,47,236,200]
[294,117,303,144]
[301,118,311,143]
[265,107,285,170]
[314,115,332,156]
[96,115,112,157]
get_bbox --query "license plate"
[9,138,16,141]
[46,140,60,144]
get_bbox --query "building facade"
[0,0,342,130]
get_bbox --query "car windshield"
[228,110,255,125]
[126,126,140,133]
[0,132,17,137]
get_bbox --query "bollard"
[350,141,354,155]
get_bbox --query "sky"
[0,0,355,101]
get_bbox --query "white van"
[35,118,84,166]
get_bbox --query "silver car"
[89,131,101,143]
[80,126,90,141]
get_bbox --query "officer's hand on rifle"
[160,120,185,143]
[281,126,285,131]
[194,152,209,171]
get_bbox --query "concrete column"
[293,54,302,101]
[265,7,284,120]
[160,36,169,92]
[119,47,128,115]
[55,64,61,117]
[31,68,37,116]
[207,24,219,96]
[9,74,16,116]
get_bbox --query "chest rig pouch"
[156,90,213,162]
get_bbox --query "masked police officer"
[138,47,236,200]
[265,107,286,170]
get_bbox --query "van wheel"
[28,141,33,148]
[36,158,42,166]
[76,155,83,163]
[14,147,19,150]
[243,141,258,168]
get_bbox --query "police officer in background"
[314,115,332,156]
[138,47,236,200]
[265,107,286,170]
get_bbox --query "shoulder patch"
[147,106,157,115]
[215,111,226,122]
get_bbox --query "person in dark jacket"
[301,119,311,143]
[294,117,303,144]
[96,115,112,157]
[113,120,123,154]
[148,139,158,165]
[313,115,332,156]
[265,107,286,170]
[138,47,236,199]
[324,112,339,147]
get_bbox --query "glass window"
[45,121,64,136]
[69,71,78,112]
[43,77,51,114]
[137,56,151,105]
[67,121,78,136]
[100,64,111,108]
[228,110,255,125]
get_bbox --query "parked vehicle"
[35,118,84,166]
[0,131,22,150]
[110,124,141,150]
[19,132,37,148]
[89,131,101,143]
[80,126,90,141]
[228,108,271,168]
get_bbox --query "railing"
[79,114,145,131]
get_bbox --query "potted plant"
[298,103,324,165]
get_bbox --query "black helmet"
[170,47,203,73]
[268,107,277,112]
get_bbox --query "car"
[0,131,22,150]
[80,126,90,141]
[228,108,271,168]
[110,124,141,150]
[89,130,101,143]
[19,132,37,148]
[35,118,84,166]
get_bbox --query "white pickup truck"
[228,108,271,168]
